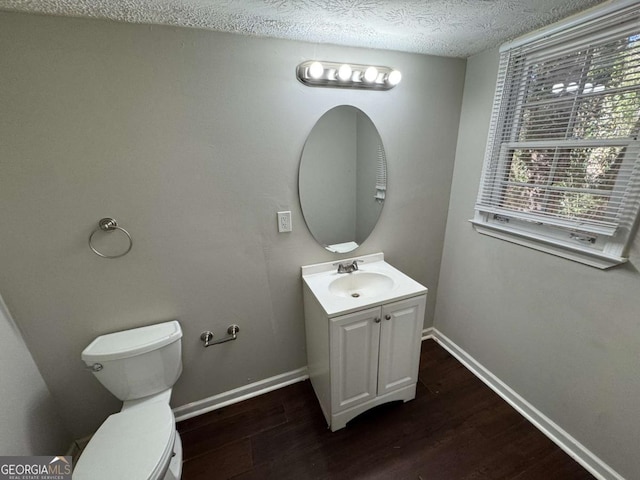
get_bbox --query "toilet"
[74,320,184,480]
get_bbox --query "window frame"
[472,0,640,269]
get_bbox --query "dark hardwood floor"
[178,339,594,479]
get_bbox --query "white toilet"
[74,320,184,480]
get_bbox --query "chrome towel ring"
[88,218,133,259]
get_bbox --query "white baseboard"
[431,329,623,480]
[421,326,434,341]
[173,366,309,422]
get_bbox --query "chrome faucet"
[334,259,363,274]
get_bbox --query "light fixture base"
[296,61,400,90]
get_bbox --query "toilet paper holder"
[200,325,240,347]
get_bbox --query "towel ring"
[88,218,133,259]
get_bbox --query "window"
[473,2,640,268]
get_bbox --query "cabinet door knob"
[385,314,391,320]
[374,317,381,323]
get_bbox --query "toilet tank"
[82,320,183,401]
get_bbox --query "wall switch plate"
[277,211,292,232]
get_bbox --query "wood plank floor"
[177,339,594,479]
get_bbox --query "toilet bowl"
[74,320,183,480]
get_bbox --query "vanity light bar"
[296,61,402,90]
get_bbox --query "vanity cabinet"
[303,290,426,431]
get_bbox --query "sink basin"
[302,252,427,316]
[329,272,395,298]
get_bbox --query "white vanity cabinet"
[302,253,428,431]
[304,287,426,431]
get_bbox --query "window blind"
[476,4,640,239]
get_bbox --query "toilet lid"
[73,402,175,480]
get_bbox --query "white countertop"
[302,252,428,317]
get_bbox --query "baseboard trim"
[421,326,435,341]
[431,329,623,480]
[173,366,309,422]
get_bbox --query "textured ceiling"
[0,0,607,57]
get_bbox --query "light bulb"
[338,64,352,81]
[566,82,579,93]
[387,70,402,86]
[364,66,378,83]
[308,62,324,79]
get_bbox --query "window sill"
[470,220,627,269]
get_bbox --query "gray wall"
[434,47,640,479]
[0,296,70,455]
[0,11,465,438]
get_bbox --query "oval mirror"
[299,106,386,253]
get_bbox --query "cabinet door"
[378,296,426,396]
[330,307,381,412]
